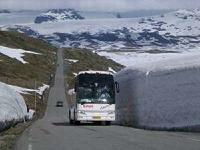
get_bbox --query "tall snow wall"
[115,53,200,130]
[0,82,27,132]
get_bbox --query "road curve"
[14,49,200,150]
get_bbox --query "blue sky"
[0,0,199,11]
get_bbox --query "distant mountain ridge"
[2,9,200,52]
[34,9,84,24]
[0,10,10,13]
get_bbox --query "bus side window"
[115,82,120,93]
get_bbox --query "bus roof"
[77,70,113,76]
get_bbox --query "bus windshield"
[77,74,115,104]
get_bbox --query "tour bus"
[69,71,119,125]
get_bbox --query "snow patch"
[65,58,79,63]
[0,46,40,64]
[8,84,49,96]
[108,67,116,74]
[27,109,35,120]
[8,85,35,94]
[37,84,49,95]
[73,72,78,76]
[78,70,113,76]
[68,89,75,96]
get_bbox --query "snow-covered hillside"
[0,46,40,64]
[2,9,200,52]
[34,9,84,24]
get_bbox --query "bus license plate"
[93,116,101,119]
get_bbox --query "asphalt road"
[14,49,200,150]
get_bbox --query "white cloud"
[0,0,199,11]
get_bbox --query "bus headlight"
[78,110,86,114]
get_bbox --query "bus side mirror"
[115,82,120,93]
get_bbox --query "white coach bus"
[69,71,119,125]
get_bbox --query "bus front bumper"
[77,114,115,121]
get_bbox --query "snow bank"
[67,89,76,104]
[68,89,75,96]
[108,67,116,74]
[0,82,28,131]
[37,84,49,95]
[8,84,35,94]
[78,70,113,76]
[0,83,48,131]
[115,53,200,130]
[27,109,35,120]
[0,45,40,64]
[65,58,79,63]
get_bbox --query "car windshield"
[77,74,115,104]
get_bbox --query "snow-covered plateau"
[1,8,200,66]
